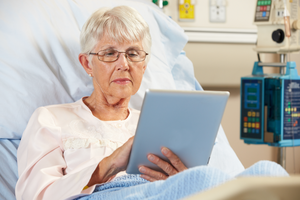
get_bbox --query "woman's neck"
[83,92,130,121]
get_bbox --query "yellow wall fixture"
[179,0,196,21]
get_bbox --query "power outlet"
[276,9,285,18]
[210,0,226,23]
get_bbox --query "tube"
[283,0,291,38]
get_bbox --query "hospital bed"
[0,0,299,200]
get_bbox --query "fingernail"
[148,154,154,161]
[139,167,145,173]
[162,147,168,154]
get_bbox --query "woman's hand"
[87,137,134,186]
[139,147,187,182]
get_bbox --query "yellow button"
[244,122,247,127]
[248,122,252,127]
[248,111,251,117]
[252,112,256,117]
[252,123,256,128]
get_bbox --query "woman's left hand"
[139,147,187,182]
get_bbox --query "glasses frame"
[89,49,148,63]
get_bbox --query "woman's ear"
[79,53,93,75]
[142,64,147,74]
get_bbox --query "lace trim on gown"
[62,138,123,150]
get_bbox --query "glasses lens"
[98,50,119,62]
[97,49,147,62]
[126,50,146,62]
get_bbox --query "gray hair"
[80,6,152,64]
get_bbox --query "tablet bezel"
[126,89,229,174]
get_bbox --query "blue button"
[256,129,259,133]
[252,129,255,133]
[262,11,266,17]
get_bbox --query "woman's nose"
[116,52,129,70]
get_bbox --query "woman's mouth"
[113,78,131,85]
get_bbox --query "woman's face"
[90,36,147,101]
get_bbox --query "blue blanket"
[76,161,288,200]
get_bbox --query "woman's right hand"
[87,137,134,186]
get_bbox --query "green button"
[252,118,256,122]
[248,117,252,122]
[288,118,291,122]
[268,1,271,5]
[257,1,261,5]
[248,128,252,133]
[256,118,260,122]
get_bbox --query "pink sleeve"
[15,107,101,200]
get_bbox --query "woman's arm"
[87,137,134,186]
[16,107,118,200]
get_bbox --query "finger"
[147,154,178,176]
[140,174,158,182]
[139,166,168,180]
[161,147,187,172]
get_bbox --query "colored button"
[252,123,256,128]
[244,128,247,133]
[260,6,264,11]
[256,123,260,129]
[244,116,248,122]
[256,129,259,133]
[248,111,251,117]
[256,112,260,117]
[248,128,251,133]
[262,11,266,17]
[257,1,261,5]
[248,117,252,122]
[253,118,256,122]
[256,118,260,122]
[252,112,256,117]
[248,122,252,127]
[252,129,255,133]
[244,122,248,127]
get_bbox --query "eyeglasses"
[89,49,148,63]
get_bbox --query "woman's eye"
[127,51,138,57]
[105,51,116,56]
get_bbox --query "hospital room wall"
[160,0,300,174]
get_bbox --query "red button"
[260,6,264,11]
[244,117,248,122]
[256,123,260,129]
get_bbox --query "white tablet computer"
[126,89,229,174]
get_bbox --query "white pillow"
[0,0,196,139]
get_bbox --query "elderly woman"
[15,5,287,200]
